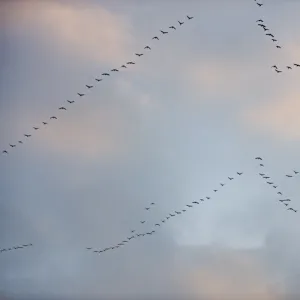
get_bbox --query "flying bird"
[277,192,282,195]
[155,224,161,226]
[86,85,93,88]
[272,39,277,42]
[257,2,263,6]
[186,205,193,208]
[77,93,85,96]
[169,26,176,30]
[144,46,151,50]
[220,183,225,186]
[192,201,199,204]
[276,45,281,49]
[286,175,293,178]
[9,144,16,148]
[273,186,278,188]
[102,73,110,76]
[145,207,150,210]
[200,199,204,201]
[275,69,282,73]
[151,202,155,205]
[2,150,8,154]
[287,66,292,70]
[294,64,300,67]
[267,182,274,185]
[187,15,194,20]
[237,172,243,175]
[135,53,143,57]
[50,116,57,120]
[169,213,175,217]
[18,141,23,144]
[111,69,119,72]
[213,190,218,192]
[287,208,297,212]
[255,157,262,160]
[266,33,274,37]
[160,30,168,34]
[95,78,102,82]
[152,36,159,40]
[294,170,299,174]
[259,173,265,176]
[271,65,278,69]
[59,107,66,110]
[256,19,263,22]
[228,177,234,180]
[140,221,145,224]
[206,197,211,200]
[127,62,135,65]
[178,21,184,25]
[121,65,127,68]
[33,127,39,130]
[67,100,75,104]
[24,134,31,137]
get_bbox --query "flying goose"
[152,36,159,40]
[144,46,151,50]
[42,121,48,125]
[187,15,194,20]
[67,100,75,104]
[135,53,143,57]
[95,78,102,82]
[33,127,39,130]
[24,134,32,137]
[59,107,66,110]
[102,73,110,76]
[178,21,184,25]
[111,69,119,72]
[169,26,176,30]
[77,93,85,96]
[160,30,168,34]
[50,116,57,120]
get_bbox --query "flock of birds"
[253,0,300,73]
[86,172,244,255]
[255,157,298,212]
[1,7,299,257]
[1,15,194,156]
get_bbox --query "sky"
[1,0,300,299]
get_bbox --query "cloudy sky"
[1,0,300,299]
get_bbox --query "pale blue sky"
[1,0,300,299]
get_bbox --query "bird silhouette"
[271,65,278,69]
[287,208,297,212]
[237,172,243,175]
[50,116,57,120]
[267,182,274,185]
[77,93,85,96]
[277,192,282,195]
[213,190,218,192]
[33,127,39,130]
[276,45,281,49]
[2,150,8,154]
[186,204,193,208]
[18,141,23,144]
[220,183,225,186]
[24,134,31,137]
[259,173,265,176]
[59,107,66,110]
[228,177,234,180]
[95,78,102,82]
[178,21,184,25]
[200,199,205,201]
[206,197,211,200]
[152,36,159,40]
[67,100,75,104]
[145,207,150,210]
[169,26,176,30]
[135,53,143,57]
[287,66,292,70]
[140,221,145,224]
[151,202,155,205]
[256,19,263,22]
[9,144,16,148]
[42,121,48,125]
[192,201,199,204]
[120,65,127,68]
[111,69,119,72]
[169,213,175,217]
[155,224,161,226]
[266,33,274,37]
[144,46,151,50]
[127,62,135,65]
[255,157,262,160]
[86,85,93,88]
[187,15,194,20]
[294,170,299,174]
[286,175,293,178]
[102,73,110,76]
[294,64,300,67]
[160,30,168,34]
[257,2,263,6]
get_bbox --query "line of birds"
[86,171,244,255]
[255,157,297,212]
[254,2,300,73]
[0,243,33,254]
[1,15,194,156]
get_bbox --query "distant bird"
[178,21,184,26]
[286,175,293,178]
[145,207,150,210]
[169,26,176,30]
[135,53,143,57]
[86,247,92,250]
[228,177,234,180]
[255,157,262,160]
[144,46,151,50]
[287,66,292,70]
[102,73,110,76]
[77,93,85,96]
[166,216,170,219]
[259,173,265,176]
[187,15,194,20]
[220,183,225,186]
[33,127,39,130]
[186,204,193,208]
[160,30,168,34]
[162,220,166,222]
[86,85,93,88]
[95,78,102,82]
[279,199,291,202]
[273,186,278,188]
[277,192,282,195]
[257,24,265,28]
[294,63,300,67]
[50,116,57,120]
[127,62,135,65]
[276,45,281,49]
[266,33,274,37]
[169,213,175,217]
[131,230,135,233]
[237,172,243,175]
[59,107,66,110]
[206,197,210,200]
[121,65,127,68]
[257,2,263,6]
[67,100,75,104]
[155,224,161,226]
[18,141,23,144]
[24,134,31,137]
[267,182,274,185]
[200,199,204,201]
[2,150,8,154]
[192,201,199,204]
[284,203,289,206]
[151,202,155,205]
[42,121,48,125]
[271,65,278,69]
[9,144,16,148]
[294,170,299,174]
[111,69,119,72]
[213,190,218,192]
[182,209,186,212]
[140,221,145,224]
[152,36,159,40]
[287,208,297,212]
[260,164,264,166]
[256,19,264,22]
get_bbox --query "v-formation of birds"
[1,15,193,156]
[254,1,300,73]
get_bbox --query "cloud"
[6,0,134,64]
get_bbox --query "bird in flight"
[86,85,93,88]
[294,170,299,174]
[237,172,243,175]
[152,36,159,40]
[271,65,277,69]
[200,199,204,201]
[276,45,281,49]
[18,141,23,144]
[67,100,75,104]
[24,134,31,137]
[294,63,300,67]
[275,69,282,73]
[287,208,297,212]
[111,69,119,72]
[266,33,274,37]
[178,21,184,26]
[120,65,127,68]
[267,182,274,185]
[102,73,110,76]
[33,127,39,130]
[286,175,293,178]
[50,116,57,120]
[255,157,262,160]
[257,2,263,6]
[160,30,168,34]
[213,190,218,192]
[127,62,135,65]
[277,192,282,195]
[187,15,194,20]
[145,207,150,210]
[169,26,176,30]
[228,177,234,180]
[140,221,145,224]
[95,78,102,82]
[259,173,265,176]
[206,197,211,200]
[59,107,66,110]
[155,224,161,227]
[256,19,263,22]
[77,93,85,96]
[186,204,193,208]
[220,183,225,186]
[192,201,199,204]
[42,122,48,125]
[279,199,291,202]
[144,46,151,50]
[9,144,16,148]
[135,53,143,57]
[150,202,155,205]
[287,66,292,70]
[2,150,8,154]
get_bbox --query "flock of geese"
[255,157,298,212]
[1,15,194,156]
[1,7,299,257]
[253,0,300,73]
[86,172,244,255]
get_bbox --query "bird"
[145,207,150,210]
[95,78,102,82]
[259,173,265,176]
[267,182,274,185]
[276,45,281,49]
[262,27,269,32]
[102,73,110,76]
[86,247,92,250]
[206,197,211,200]
[169,213,175,217]
[182,209,186,212]
[120,65,127,68]
[33,127,39,130]
[266,33,274,37]
[213,190,218,192]
[155,224,161,226]
[86,85,93,88]
[9,144,16,148]
[144,46,151,50]
[228,177,234,180]
[178,21,184,26]
[255,157,262,160]
[18,141,23,144]
[186,205,193,208]
[140,221,145,224]
[67,100,75,104]
[42,121,48,125]
[50,116,57,120]
[152,36,159,40]
[2,150,8,154]
[220,183,225,186]
[287,208,297,212]
[275,69,282,73]
[77,93,85,96]
[271,38,277,42]
[200,199,205,201]
[283,203,289,206]
[187,15,194,20]
[237,172,243,175]
[160,30,168,34]
[271,65,278,69]
[111,69,119,72]
[59,107,66,110]
[279,199,291,202]
[286,175,293,178]
[277,192,282,195]
[169,26,176,30]
[24,134,31,137]
[257,2,263,6]
[294,63,300,67]
[135,53,143,57]
[192,201,199,204]
[127,62,135,65]
[294,170,299,174]
[256,19,264,22]
[257,24,265,28]
[151,202,155,205]
[287,66,292,70]
[273,186,278,188]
